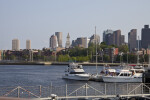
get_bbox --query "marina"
[0,65,150,99]
[1,0,150,99]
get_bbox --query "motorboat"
[90,74,103,81]
[89,64,110,82]
[102,67,143,83]
[62,63,90,81]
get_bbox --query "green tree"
[103,54,110,62]
[10,55,16,60]
[118,45,128,53]
[128,54,137,63]
[58,55,69,62]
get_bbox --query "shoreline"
[0,61,148,67]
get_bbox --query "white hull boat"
[62,74,89,81]
[90,74,103,81]
[102,76,142,83]
[62,63,90,81]
[102,68,143,83]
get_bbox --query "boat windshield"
[130,69,144,73]
[70,72,85,74]
[120,73,131,76]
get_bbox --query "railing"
[0,83,150,99]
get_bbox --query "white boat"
[62,63,90,81]
[102,68,144,83]
[90,74,103,81]
[89,64,111,81]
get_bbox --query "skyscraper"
[12,39,20,51]
[55,32,62,47]
[90,34,100,44]
[83,37,90,48]
[121,35,125,45]
[71,37,90,48]
[65,33,70,48]
[141,25,150,49]
[26,40,31,49]
[103,29,113,43]
[106,33,114,45]
[103,29,124,46]
[75,37,84,47]
[113,30,121,46]
[128,29,137,51]
[50,35,58,50]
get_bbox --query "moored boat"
[62,63,90,81]
[102,67,144,83]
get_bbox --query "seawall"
[0,61,149,67]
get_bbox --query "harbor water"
[0,65,105,86]
[0,65,148,99]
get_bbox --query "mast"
[148,45,150,68]
[95,26,98,74]
[137,36,139,65]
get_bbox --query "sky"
[0,0,150,50]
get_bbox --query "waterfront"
[0,65,105,86]
[0,65,150,100]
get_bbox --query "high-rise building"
[107,33,114,45]
[104,33,114,45]
[103,29,124,46]
[12,39,20,51]
[128,29,137,52]
[141,25,150,49]
[50,35,58,50]
[76,37,84,47]
[113,30,121,46]
[137,40,142,50]
[83,37,90,48]
[71,37,90,48]
[90,34,100,44]
[26,40,31,49]
[121,35,125,45]
[103,29,113,43]
[65,33,70,48]
[55,32,62,47]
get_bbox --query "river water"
[0,65,144,99]
[0,65,105,86]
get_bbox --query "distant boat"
[102,67,144,83]
[62,63,90,81]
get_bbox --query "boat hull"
[102,76,142,83]
[62,74,89,81]
[89,74,103,82]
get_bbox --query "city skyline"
[3,25,150,50]
[0,0,150,50]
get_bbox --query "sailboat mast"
[148,45,150,68]
[95,26,98,74]
[137,36,139,65]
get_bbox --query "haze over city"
[0,0,150,50]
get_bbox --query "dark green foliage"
[118,45,129,53]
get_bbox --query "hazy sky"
[0,0,150,50]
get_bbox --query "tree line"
[2,42,149,63]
